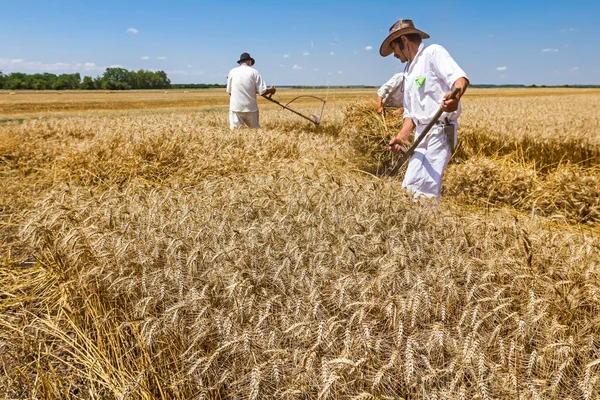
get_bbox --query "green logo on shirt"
[415,77,426,87]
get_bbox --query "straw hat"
[379,19,430,57]
[237,52,255,66]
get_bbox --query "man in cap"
[226,52,276,130]
[381,20,469,201]
[376,72,404,115]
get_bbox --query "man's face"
[391,37,408,63]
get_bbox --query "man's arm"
[376,95,384,114]
[388,117,416,154]
[441,77,469,113]
[226,75,232,95]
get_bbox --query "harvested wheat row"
[445,156,600,224]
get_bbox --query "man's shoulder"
[385,73,403,87]
[422,43,450,57]
[231,66,259,75]
[423,43,446,52]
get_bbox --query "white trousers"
[229,110,259,130]
[402,124,453,201]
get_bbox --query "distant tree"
[102,67,131,90]
[93,75,105,89]
[155,70,171,89]
[33,79,48,90]
[81,75,95,90]
[170,83,226,89]
[43,73,58,89]
[52,73,80,90]
[0,69,173,90]
[5,72,29,90]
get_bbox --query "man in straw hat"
[226,52,276,130]
[382,20,469,201]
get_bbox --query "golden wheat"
[1,89,600,398]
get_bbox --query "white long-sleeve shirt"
[403,43,468,131]
[377,73,404,108]
[226,65,268,112]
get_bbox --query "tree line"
[0,68,171,90]
[171,83,225,89]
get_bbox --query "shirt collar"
[405,43,425,73]
[413,43,425,62]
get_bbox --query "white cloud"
[187,64,192,68]
[489,34,495,38]
[283,54,290,58]
[0,58,107,73]
[338,70,343,74]
[22,61,70,71]
[292,64,302,71]
[0,58,25,66]
[141,56,150,60]
[314,68,319,71]
[560,27,577,33]
[157,56,167,60]
[126,28,139,34]
[571,67,580,71]
[303,52,310,56]
[330,52,335,56]
[542,48,559,52]
[364,46,373,51]
[496,66,508,71]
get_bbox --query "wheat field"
[1,88,600,399]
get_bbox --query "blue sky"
[1,0,599,86]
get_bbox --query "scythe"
[262,93,326,126]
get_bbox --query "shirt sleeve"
[226,71,232,94]
[377,73,398,97]
[255,72,267,95]
[430,45,468,89]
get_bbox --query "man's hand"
[441,77,469,112]
[389,118,415,154]
[263,85,276,96]
[392,107,404,116]
[441,90,460,112]
[389,131,411,154]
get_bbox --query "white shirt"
[226,65,268,112]
[403,43,468,130]
[377,73,404,108]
